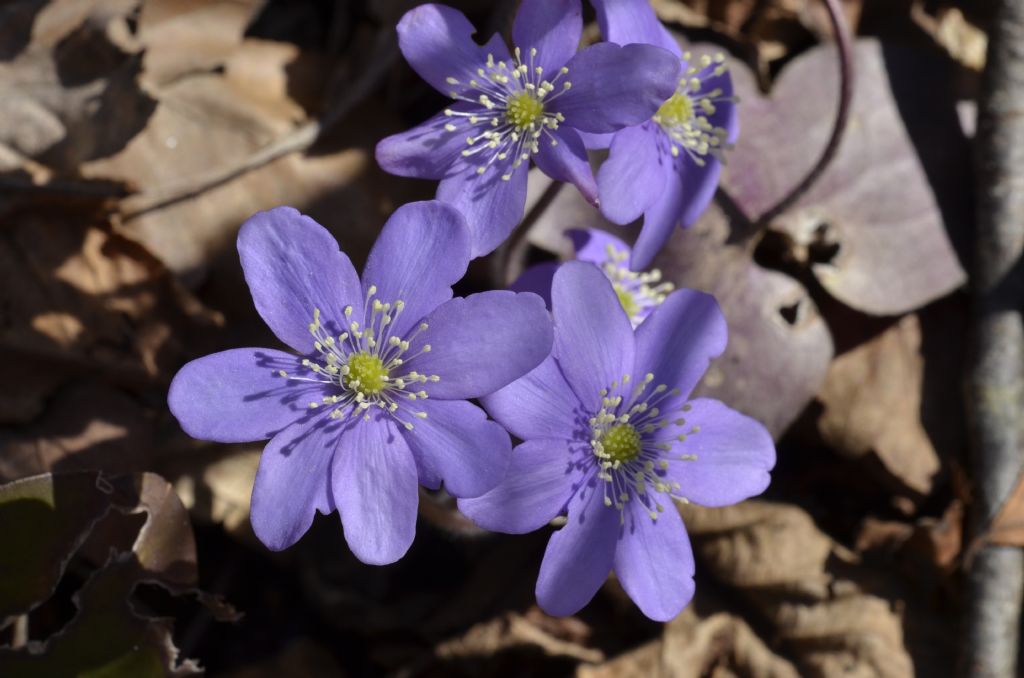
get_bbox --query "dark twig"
[962,1,1024,677]
[756,0,854,226]
[120,31,397,220]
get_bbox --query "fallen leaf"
[816,314,939,495]
[0,471,231,676]
[0,0,156,174]
[578,609,800,678]
[724,39,968,315]
[681,501,916,677]
[0,196,221,428]
[982,471,1024,548]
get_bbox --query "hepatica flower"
[460,262,775,620]
[511,228,673,327]
[590,0,738,270]
[168,202,553,564]
[376,0,681,258]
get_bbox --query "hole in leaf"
[779,301,801,325]
[808,222,841,264]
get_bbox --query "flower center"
[506,91,545,129]
[601,423,641,463]
[615,287,640,320]
[441,47,571,181]
[587,374,700,523]
[275,285,440,430]
[599,242,673,327]
[651,51,734,167]
[345,351,388,396]
[655,92,694,128]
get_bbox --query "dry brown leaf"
[0,197,221,428]
[162,445,261,537]
[82,7,415,278]
[982,471,1024,548]
[911,4,987,71]
[0,0,155,174]
[682,501,915,677]
[816,314,939,495]
[578,609,800,678]
[435,612,604,665]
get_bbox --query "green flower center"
[615,286,640,319]
[506,91,545,129]
[655,92,695,128]
[345,351,388,396]
[601,424,642,463]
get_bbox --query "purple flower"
[590,0,738,270]
[376,0,681,258]
[459,262,774,620]
[511,228,673,327]
[168,202,553,564]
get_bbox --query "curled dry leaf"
[980,472,1024,549]
[525,172,833,438]
[577,608,800,678]
[0,196,221,427]
[83,1,417,277]
[0,471,231,676]
[725,39,967,315]
[0,0,155,174]
[681,500,914,678]
[816,314,939,495]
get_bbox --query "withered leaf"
[0,197,220,426]
[0,0,155,173]
[578,609,800,678]
[816,314,940,495]
[0,471,225,676]
[982,471,1024,548]
[681,501,915,677]
[723,39,967,315]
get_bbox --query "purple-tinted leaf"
[723,39,967,314]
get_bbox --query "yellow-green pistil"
[506,91,544,129]
[654,92,694,128]
[345,352,387,396]
[601,423,642,463]
[615,287,640,319]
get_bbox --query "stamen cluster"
[279,285,440,431]
[443,47,571,181]
[653,52,734,167]
[589,373,699,524]
[599,243,673,326]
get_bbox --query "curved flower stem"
[755,0,854,226]
[962,0,1024,676]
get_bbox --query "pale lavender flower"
[460,261,774,620]
[168,202,553,564]
[511,228,673,327]
[376,0,681,257]
[590,0,738,269]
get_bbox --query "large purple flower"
[511,228,673,327]
[168,202,553,565]
[376,0,681,258]
[590,0,738,270]
[459,262,774,620]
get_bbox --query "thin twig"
[962,1,1024,677]
[120,31,397,220]
[755,0,854,226]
